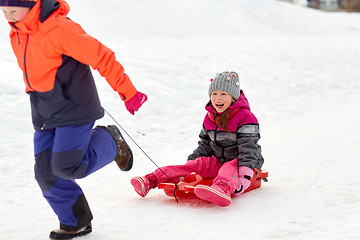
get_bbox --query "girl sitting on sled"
[131,71,264,207]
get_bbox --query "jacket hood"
[205,90,250,115]
[10,0,69,34]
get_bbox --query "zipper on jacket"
[214,126,225,160]
[11,23,21,44]
[214,126,218,143]
[23,34,35,91]
[16,29,20,44]
[214,126,221,146]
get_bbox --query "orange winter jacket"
[9,0,137,130]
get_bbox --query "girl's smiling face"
[1,6,30,23]
[210,90,235,113]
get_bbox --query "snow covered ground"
[1,0,359,239]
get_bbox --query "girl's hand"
[233,166,254,196]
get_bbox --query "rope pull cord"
[103,108,179,203]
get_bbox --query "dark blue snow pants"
[33,122,116,230]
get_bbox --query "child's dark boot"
[49,222,92,240]
[98,125,133,171]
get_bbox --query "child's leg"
[212,158,239,193]
[131,156,222,197]
[153,156,222,185]
[194,159,239,207]
[34,129,93,230]
[51,123,116,179]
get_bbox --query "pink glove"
[124,91,147,115]
[233,166,254,196]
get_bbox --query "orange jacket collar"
[10,0,70,34]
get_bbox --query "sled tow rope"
[104,108,179,203]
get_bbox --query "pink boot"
[131,174,157,197]
[131,176,150,197]
[194,183,232,207]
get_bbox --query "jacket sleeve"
[55,19,137,101]
[187,126,213,161]
[236,124,264,170]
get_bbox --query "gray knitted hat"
[208,71,240,100]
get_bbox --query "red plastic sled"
[158,168,268,198]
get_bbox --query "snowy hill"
[0,0,359,239]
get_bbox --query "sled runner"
[158,169,268,198]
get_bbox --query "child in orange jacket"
[1,0,147,239]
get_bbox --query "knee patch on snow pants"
[35,148,58,191]
[52,150,87,179]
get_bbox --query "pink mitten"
[124,91,147,115]
[233,166,254,196]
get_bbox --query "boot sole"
[49,224,92,240]
[115,131,133,171]
[100,125,133,171]
[194,185,231,207]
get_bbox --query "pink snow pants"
[153,157,241,194]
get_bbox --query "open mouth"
[215,103,224,108]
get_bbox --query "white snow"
[1,0,359,239]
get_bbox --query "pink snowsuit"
[153,91,264,195]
